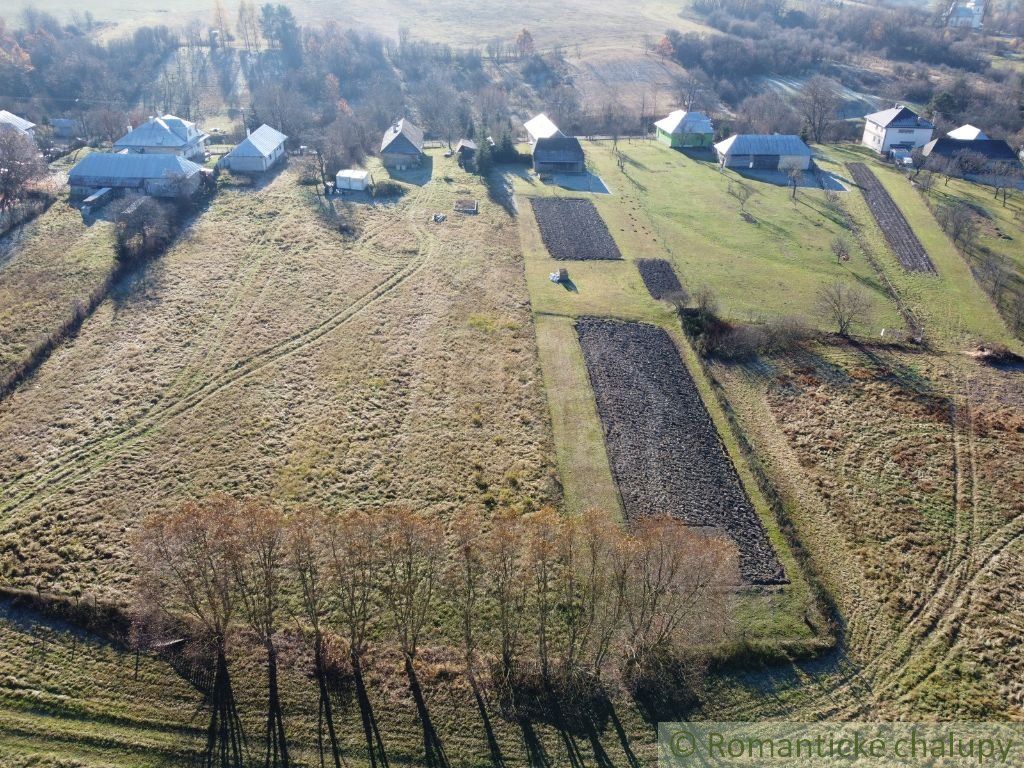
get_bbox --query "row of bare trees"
[133,496,734,768]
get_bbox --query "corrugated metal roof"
[714,134,811,156]
[533,136,584,163]
[381,118,424,153]
[524,113,563,141]
[654,110,713,135]
[115,114,207,149]
[226,124,288,158]
[69,152,204,182]
[947,124,988,141]
[864,106,934,130]
[336,169,369,181]
[0,110,35,133]
[923,138,1019,162]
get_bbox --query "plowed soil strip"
[529,198,622,261]
[636,258,683,300]
[576,317,786,584]
[847,163,936,274]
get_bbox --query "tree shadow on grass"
[404,654,450,768]
[484,166,524,217]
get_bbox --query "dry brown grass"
[709,342,1024,719]
[0,159,557,600]
[0,201,116,383]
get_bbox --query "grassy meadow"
[509,139,1024,719]
[0,201,116,383]
[1,130,1023,766]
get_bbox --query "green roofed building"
[654,110,714,148]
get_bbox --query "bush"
[114,196,176,266]
[372,179,405,198]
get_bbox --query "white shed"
[222,125,288,172]
[336,169,370,191]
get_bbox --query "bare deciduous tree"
[0,129,45,213]
[796,75,840,144]
[816,280,872,337]
[134,495,247,768]
[229,501,290,768]
[285,509,342,768]
[378,507,448,768]
[326,510,388,768]
[831,237,851,264]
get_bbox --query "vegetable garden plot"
[636,258,684,300]
[847,163,936,274]
[529,198,623,261]
[576,318,786,584]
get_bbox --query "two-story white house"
[861,106,935,155]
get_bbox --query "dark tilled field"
[636,259,683,300]
[529,198,623,261]
[576,317,786,585]
[848,163,936,274]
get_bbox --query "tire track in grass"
[0,184,442,520]
[0,185,405,505]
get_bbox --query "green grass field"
[511,142,832,650]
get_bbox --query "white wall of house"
[718,152,811,171]
[862,121,933,153]
[123,143,206,160]
[225,144,284,173]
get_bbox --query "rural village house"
[380,118,424,170]
[654,110,714,149]
[68,153,206,199]
[524,113,564,144]
[114,114,209,160]
[713,134,812,170]
[455,138,477,168]
[533,136,586,175]
[945,0,985,28]
[0,110,35,137]
[220,124,288,173]
[50,117,84,140]
[861,105,934,154]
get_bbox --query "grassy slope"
[0,201,116,382]
[822,145,1014,349]
[0,153,684,767]
[512,141,826,649]
[700,149,1024,719]
[513,140,1023,720]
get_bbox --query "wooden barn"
[380,119,424,170]
[533,136,585,175]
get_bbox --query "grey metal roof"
[381,118,424,154]
[455,139,477,152]
[69,152,204,183]
[864,106,934,130]
[226,124,288,158]
[714,134,811,156]
[524,113,563,141]
[115,114,208,150]
[654,110,713,135]
[533,136,584,163]
[0,110,35,133]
